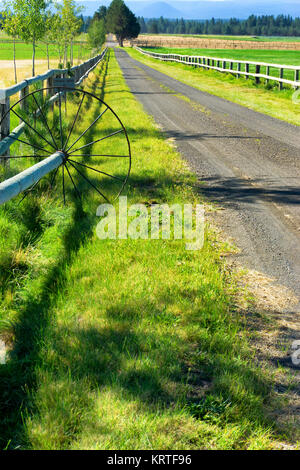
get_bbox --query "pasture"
[144,47,300,66]
[0,41,92,62]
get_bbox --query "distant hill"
[135,2,183,19]
[1,1,298,20]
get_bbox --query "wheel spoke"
[69,154,130,158]
[2,86,131,205]
[62,164,66,205]
[68,159,110,203]
[58,93,64,150]
[50,165,60,188]
[66,107,109,153]
[64,161,81,200]
[18,179,41,205]
[8,155,49,159]
[68,129,124,155]
[63,92,85,151]
[32,94,58,150]
[68,158,125,182]
[11,108,57,152]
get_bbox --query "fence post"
[245,63,249,79]
[255,64,261,84]
[237,62,241,78]
[46,74,54,110]
[19,82,29,115]
[266,66,270,85]
[0,97,10,167]
[279,67,283,90]
[295,69,299,89]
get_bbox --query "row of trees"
[138,15,300,37]
[1,0,83,81]
[88,1,140,48]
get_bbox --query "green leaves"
[106,0,140,46]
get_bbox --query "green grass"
[145,47,300,66]
[0,49,297,450]
[0,40,93,62]
[127,47,300,127]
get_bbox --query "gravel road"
[115,48,300,306]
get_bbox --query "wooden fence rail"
[0,48,108,205]
[135,46,300,90]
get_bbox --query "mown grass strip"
[126,47,300,127]
[0,50,296,450]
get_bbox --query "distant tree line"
[137,15,300,37]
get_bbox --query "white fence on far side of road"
[135,46,300,90]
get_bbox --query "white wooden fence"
[0,48,108,205]
[135,46,300,90]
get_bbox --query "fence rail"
[135,46,300,90]
[0,48,108,205]
[0,48,107,164]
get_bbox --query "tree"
[88,18,106,51]
[106,0,140,47]
[93,5,107,22]
[55,0,83,66]
[8,0,48,77]
[46,12,65,65]
[42,11,56,69]
[2,4,24,83]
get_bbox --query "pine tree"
[106,0,140,47]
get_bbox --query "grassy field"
[0,49,299,450]
[128,47,300,127]
[140,34,300,42]
[145,47,300,66]
[0,41,92,62]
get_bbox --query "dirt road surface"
[115,48,300,309]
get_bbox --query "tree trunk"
[70,40,73,66]
[46,43,50,69]
[32,35,36,77]
[13,37,17,84]
[64,44,68,67]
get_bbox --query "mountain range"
[78,1,300,19]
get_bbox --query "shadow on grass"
[0,57,112,449]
